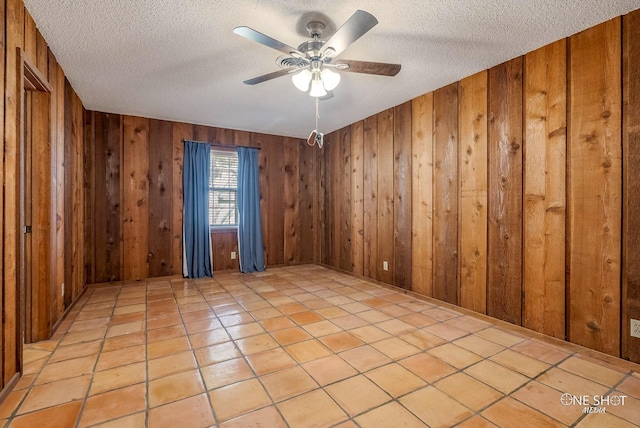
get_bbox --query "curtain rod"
[182,139,261,150]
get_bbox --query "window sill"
[210,226,238,234]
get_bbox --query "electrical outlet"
[383,261,389,271]
[231,251,236,260]
[632,319,640,339]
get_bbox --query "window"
[209,149,238,227]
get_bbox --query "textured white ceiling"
[23,0,639,139]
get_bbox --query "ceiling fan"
[233,10,401,98]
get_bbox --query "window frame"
[209,146,239,231]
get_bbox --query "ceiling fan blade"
[335,59,401,76]
[234,26,305,57]
[320,10,378,58]
[243,69,294,85]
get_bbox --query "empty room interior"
[0,0,639,426]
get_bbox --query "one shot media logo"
[560,393,627,414]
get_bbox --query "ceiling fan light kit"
[234,10,401,144]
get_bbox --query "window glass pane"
[209,149,238,226]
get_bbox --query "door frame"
[18,48,53,349]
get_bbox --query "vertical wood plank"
[316,135,327,263]
[328,132,340,268]
[351,121,364,276]
[172,122,192,276]
[267,135,285,266]
[394,102,412,289]
[458,71,488,313]
[122,116,150,280]
[568,19,622,356]
[54,62,64,313]
[35,31,48,79]
[283,138,300,264]
[317,134,327,264]
[0,0,8,380]
[488,57,524,325]
[377,109,394,283]
[433,83,459,304]
[23,9,36,65]
[148,119,173,277]
[73,96,85,297]
[363,115,379,280]
[623,9,640,364]
[299,141,314,263]
[339,127,352,272]
[47,53,61,323]
[93,112,122,283]
[83,109,94,286]
[411,93,434,296]
[523,40,567,339]
[4,0,25,383]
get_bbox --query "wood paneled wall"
[84,113,316,283]
[317,11,640,362]
[0,0,86,392]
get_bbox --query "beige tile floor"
[0,264,639,427]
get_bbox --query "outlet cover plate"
[631,319,640,339]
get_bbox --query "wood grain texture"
[35,30,47,79]
[298,141,314,264]
[411,93,434,296]
[458,71,488,313]
[148,119,173,277]
[24,90,33,342]
[53,60,65,317]
[363,115,378,280]
[64,82,85,306]
[623,9,640,363]
[266,135,285,266]
[0,0,6,379]
[394,101,412,289]
[73,91,85,298]
[47,54,62,323]
[122,116,150,280]
[339,127,352,272]
[324,132,336,267]
[319,132,329,265]
[487,57,524,325]
[351,121,364,276]
[0,0,6,381]
[32,91,52,341]
[329,131,341,268]
[23,9,36,65]
[93,112,122,282]
[284,138,300,264]
[172,122,192,276]
[523,40,567,339]
[433,83,459,304]
[568,19,622,356]
[211,231,239,271]
[83,108,95,286]
[314,134,325,264]
[377,109,395,284]
[4,0,25,383]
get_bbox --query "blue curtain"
[182,141,213,278]
[237,147,265,273]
